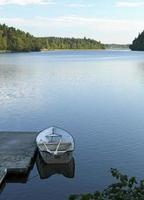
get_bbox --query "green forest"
[0,24,41,52]
[38,37,105,50]
[129,31,144,51]
[0,24,105,52]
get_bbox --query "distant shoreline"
[0,50,12,53]
[0,24,132,53]
[0,48,131,54]
[41,48,130,51]
[40,48,106,52]
[0,49,105,54]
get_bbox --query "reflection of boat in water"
[36,127,75,164]
[36,153,75,179]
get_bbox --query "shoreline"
[40,48,105,52]
[0,48,105,54]
[0,48,131,54]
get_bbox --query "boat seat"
[39,142,71,151]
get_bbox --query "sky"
[0,0,144,44]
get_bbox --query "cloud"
[1,15,143,31]
[0,16,144,43]
[67,3,93,8]
[116,1,144,8]
[0,0,55,6]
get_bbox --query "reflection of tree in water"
[137,62,144,86]
[0,64,38,103]
[36,152,75,179]
[0,64,21,79]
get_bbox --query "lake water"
[0,50,144,200]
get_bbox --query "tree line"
[0,24,105,52]
[38,37,105,50]
[0,24,41,52]
[129,31,144,51]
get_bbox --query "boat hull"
[39,150,73,164]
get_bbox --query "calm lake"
[0,50,144,200]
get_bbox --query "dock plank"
[0,132,38,176]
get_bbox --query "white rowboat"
[36,127,74,164]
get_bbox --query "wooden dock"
[0,132,38,186]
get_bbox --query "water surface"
[0,50,144,200]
